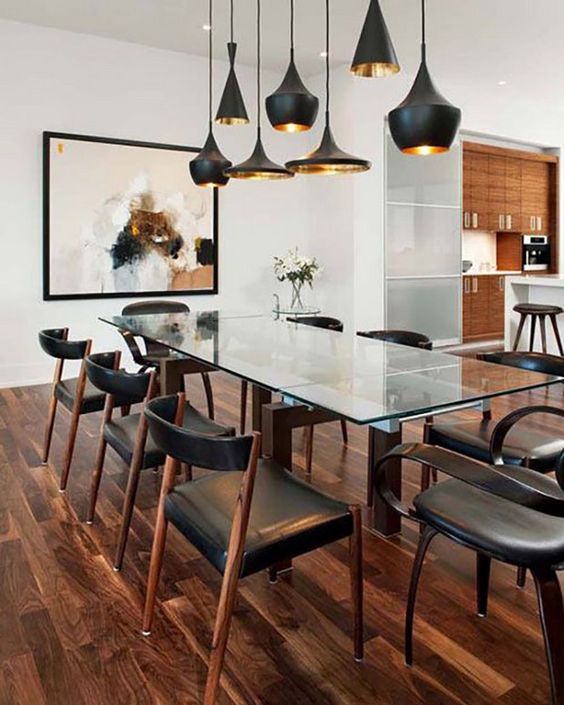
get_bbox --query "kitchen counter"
[505,275,564,353]
[464,270,521,276]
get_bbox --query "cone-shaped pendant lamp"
[215,0,249,125]
[190,0,232,187]
[265,0,319,132]
[351,0,400,77]
[286,0,371,175]
[388,0,461,155]
[225,0,293,180]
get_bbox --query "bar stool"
[512,303,564,355]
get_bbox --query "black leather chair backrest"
[479,351,564,378]
[121,300,189,316]
[287,316,344,332]
[145,395,253,471]
[357,329,433,350]
[85,352,151,404]
[38,329,89,360]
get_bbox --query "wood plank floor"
[0,371,562,704]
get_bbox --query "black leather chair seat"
[414,473,564,567]
[514,303,563,316]
[165,459,353,578]
[55,378,106,414]
[104,405,234,468]
[428,419,564,472]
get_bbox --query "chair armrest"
[374,442,564,521]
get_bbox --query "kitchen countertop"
[463,270,522,276]
[506,274,564,287]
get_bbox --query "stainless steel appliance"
[522,235,550,271]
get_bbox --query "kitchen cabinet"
[462,275,505,341]
[462,143,557,239]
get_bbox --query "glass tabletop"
[102,310,562,425]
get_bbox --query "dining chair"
[39,328,105,492]
[374,437,564,705]
[119,300,215,418]
[357,329,433,350]
[286,316,348,474]
[357,329,432,506]
[142,393,363,705]
[84,352,234,571]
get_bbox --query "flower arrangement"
[273,248,320,310]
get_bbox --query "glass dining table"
[101,309,562,536]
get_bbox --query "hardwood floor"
[0,372,562,704]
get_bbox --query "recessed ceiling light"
[320,51,328,58]
[498,80,507,86]
[202,24,211,31]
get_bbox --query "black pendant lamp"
[215,0,249,125]
[265,0,319,132]
[225,0,293,180]
[388,0,461,155]
[351,0,400,77]
[286,0,371,175]
[190,0,232,187]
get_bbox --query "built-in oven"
[522,235,550,271]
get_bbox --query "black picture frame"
[43,131,219,301]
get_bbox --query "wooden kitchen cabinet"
[462,150,489,230]
[462,275,505,342]
[521,159,551,233]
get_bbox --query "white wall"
[0,19,315,387]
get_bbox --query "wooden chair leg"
[340,419,349,445]
[305,425,314,475]
[41,394,58,464]
[550,314,564,356]
[142,499,170,636]
[120,404,131,417]
[203,553,242,705]
[113,454,145,571]
[86,435,108,524]
[476,553,491,618]
[202,373,215,420]
[349,505,364,662]
[540,315,548,354]
[240,380,248,434]
[405,526,437,666]
[529,314,538,352]
[517,566,527,588]
[513,313,527,351]
[531,567,564,705]
[60,407,81,492]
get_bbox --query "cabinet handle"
[472,277,478,293]
[463,212,470,228]
[472,212,478,228]
[499,276,504,291]
[499,214,504,230]
[463,278,468,294]
[537,216,542,231]
[506,214,512,230]
[531,215,536,230]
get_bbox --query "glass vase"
[290,280,305,311]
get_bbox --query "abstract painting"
[43,132,218,300]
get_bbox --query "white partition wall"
[385,133,462,346]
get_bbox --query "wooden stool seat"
[512,304,564,355]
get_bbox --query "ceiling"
[0,0,563,98]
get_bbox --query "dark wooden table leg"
[369,424,402,536]
[160,358,186,395]
[251,384,272,433]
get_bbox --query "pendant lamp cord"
[230,0,234,42]
[421,0,426,61]
[208,0,213,127]
[325,0,330,125]
[257,0,261,132]
[290,0,294,55]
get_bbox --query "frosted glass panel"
[386,277,461,344]
[387,135,461,205]
[386,204,461,277]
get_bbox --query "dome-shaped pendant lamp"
[215,0,249,125]
[265,0,319,132]
[351,0,400,77]
[190,0,232,187]
[225,0,293,180]
[286,0,371,175]
[388,0,461,155]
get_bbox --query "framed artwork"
[43,131,218,300]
